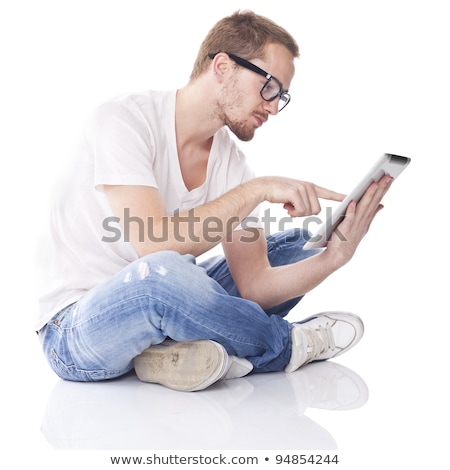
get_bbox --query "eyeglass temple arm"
[208,52,271,80]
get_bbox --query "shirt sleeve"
[86,97,159,190]
[232,146,263,231]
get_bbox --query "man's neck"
[174,81,224,191]
[175,81,223,151]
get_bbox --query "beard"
[213,75,257,142]
[225,116,256,142]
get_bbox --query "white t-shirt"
[35,90,261,331]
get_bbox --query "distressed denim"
[39,229,320,381]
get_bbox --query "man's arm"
[222,229,337,310]
[222,175,393,310]
[103,176,346,258]
[103,184,258,257]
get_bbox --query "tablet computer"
[302,153,411,250]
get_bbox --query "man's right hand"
[253,176,346,217]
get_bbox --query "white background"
[1,0,448,468]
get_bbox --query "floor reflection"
[41,361,368,450]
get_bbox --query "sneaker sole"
[134,340,227,392]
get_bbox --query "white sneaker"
[285,312,364,373]
[134,340,253,392]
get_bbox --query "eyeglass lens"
[261,79,289,111]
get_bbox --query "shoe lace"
[303,323,335,364]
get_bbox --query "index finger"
[314,185,346,202]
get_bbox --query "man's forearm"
[135,179,263,257]
[241,249,341,310]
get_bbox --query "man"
[36,11,392,391]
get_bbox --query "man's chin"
[227,124,256,142]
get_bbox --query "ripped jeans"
[39,229,320,381]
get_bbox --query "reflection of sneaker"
[287,361,369,411]
[285,312,364,373]
[134,340,252,392]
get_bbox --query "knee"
[137,251,196,279]
[136,250,212,297]
[267,229,321,266]
[284,228,322,259]
[268,228,312,248]
[140,250,194,267]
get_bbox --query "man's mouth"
[254,114,268,127]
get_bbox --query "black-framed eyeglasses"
[208,52,291,112]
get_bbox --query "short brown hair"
[190,10,300,80]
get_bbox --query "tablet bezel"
[302,153,411,250]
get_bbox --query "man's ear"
[211,52,234,81]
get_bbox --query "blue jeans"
[39,229,319,381]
